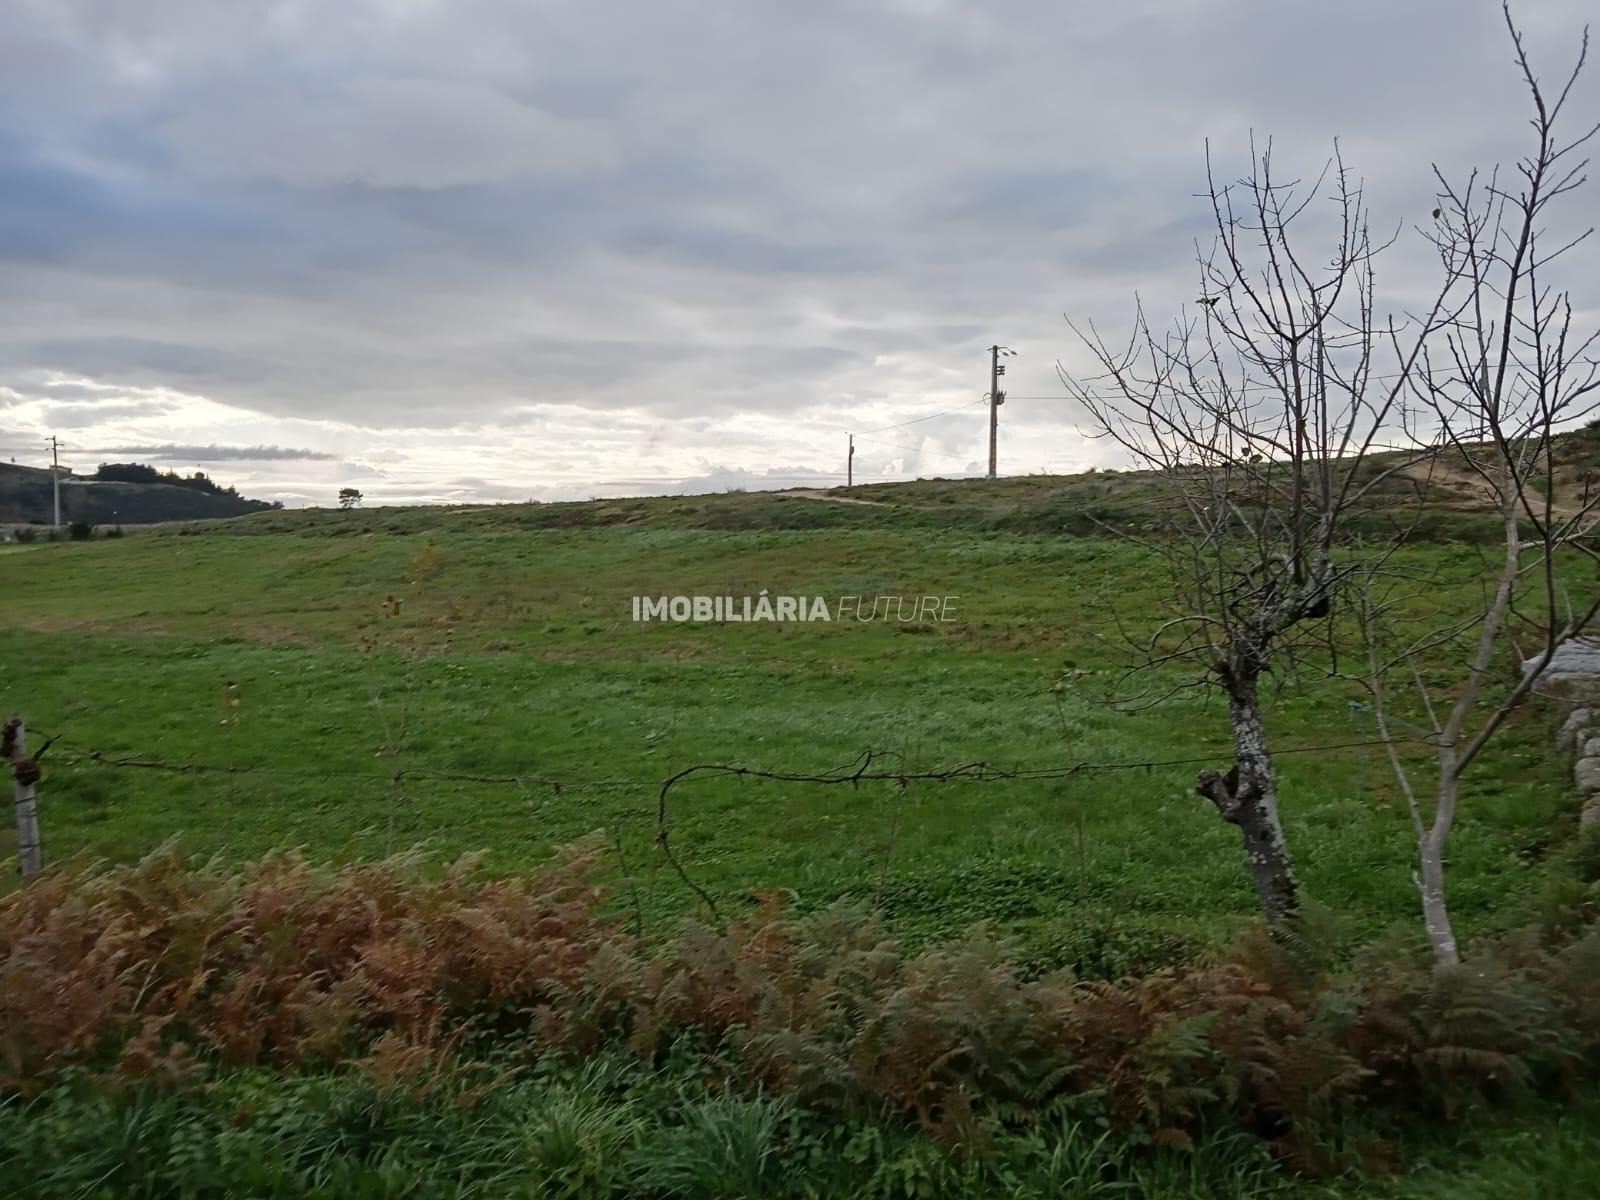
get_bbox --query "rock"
[1525,636,1600,700]
[1529,640,1600,820]
[1575,757,1600,794]
[1558,708,1594,752]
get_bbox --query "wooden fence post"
[3,716,42,878]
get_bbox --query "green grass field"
[0,479,1575,969]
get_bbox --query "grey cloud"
[0,0,1594,491]
[338,461,391,479]
[160,77,620,191]
[40,400,178,427]
[19,337,264,390]
[27,382,129,400]
[93,443,340,462]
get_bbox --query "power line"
[853,398,988,435]
[1025,369,1433,402]
[852,436,977,463]
[583,470,942,485]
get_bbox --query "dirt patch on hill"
[780,490,889,507]
[1397,455,1591,520]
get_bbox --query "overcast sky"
[1,0,1596,505]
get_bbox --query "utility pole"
[47,436,61,527]
[987,345,1013,479]
[847,434,854,488]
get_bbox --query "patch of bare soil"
[780,489,889,507]
[1397,456,1589,520]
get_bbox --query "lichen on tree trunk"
[1195,667,1299,924]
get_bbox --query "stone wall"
[1539,637,1600,827]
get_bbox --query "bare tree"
[1353,6,1600,965]
[1064,144,1458,924]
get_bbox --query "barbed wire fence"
[7,712,1428,924]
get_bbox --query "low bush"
[0,846,627,1090]
[3,841,1598,1178]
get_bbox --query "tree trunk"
[1196,667,1299,924]
[1417,768,1461,966]
[4,716,42,879]
[1417,831,1459,966]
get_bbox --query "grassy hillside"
[0,470,1575,969]
[5,466,1599,1198]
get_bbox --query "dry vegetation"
[5,835,1600,1180]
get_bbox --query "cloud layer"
[1,0,1596,503]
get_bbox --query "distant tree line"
[92,462,254,500]
[2,459,282,524]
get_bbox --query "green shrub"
[631,1095,786,1199]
